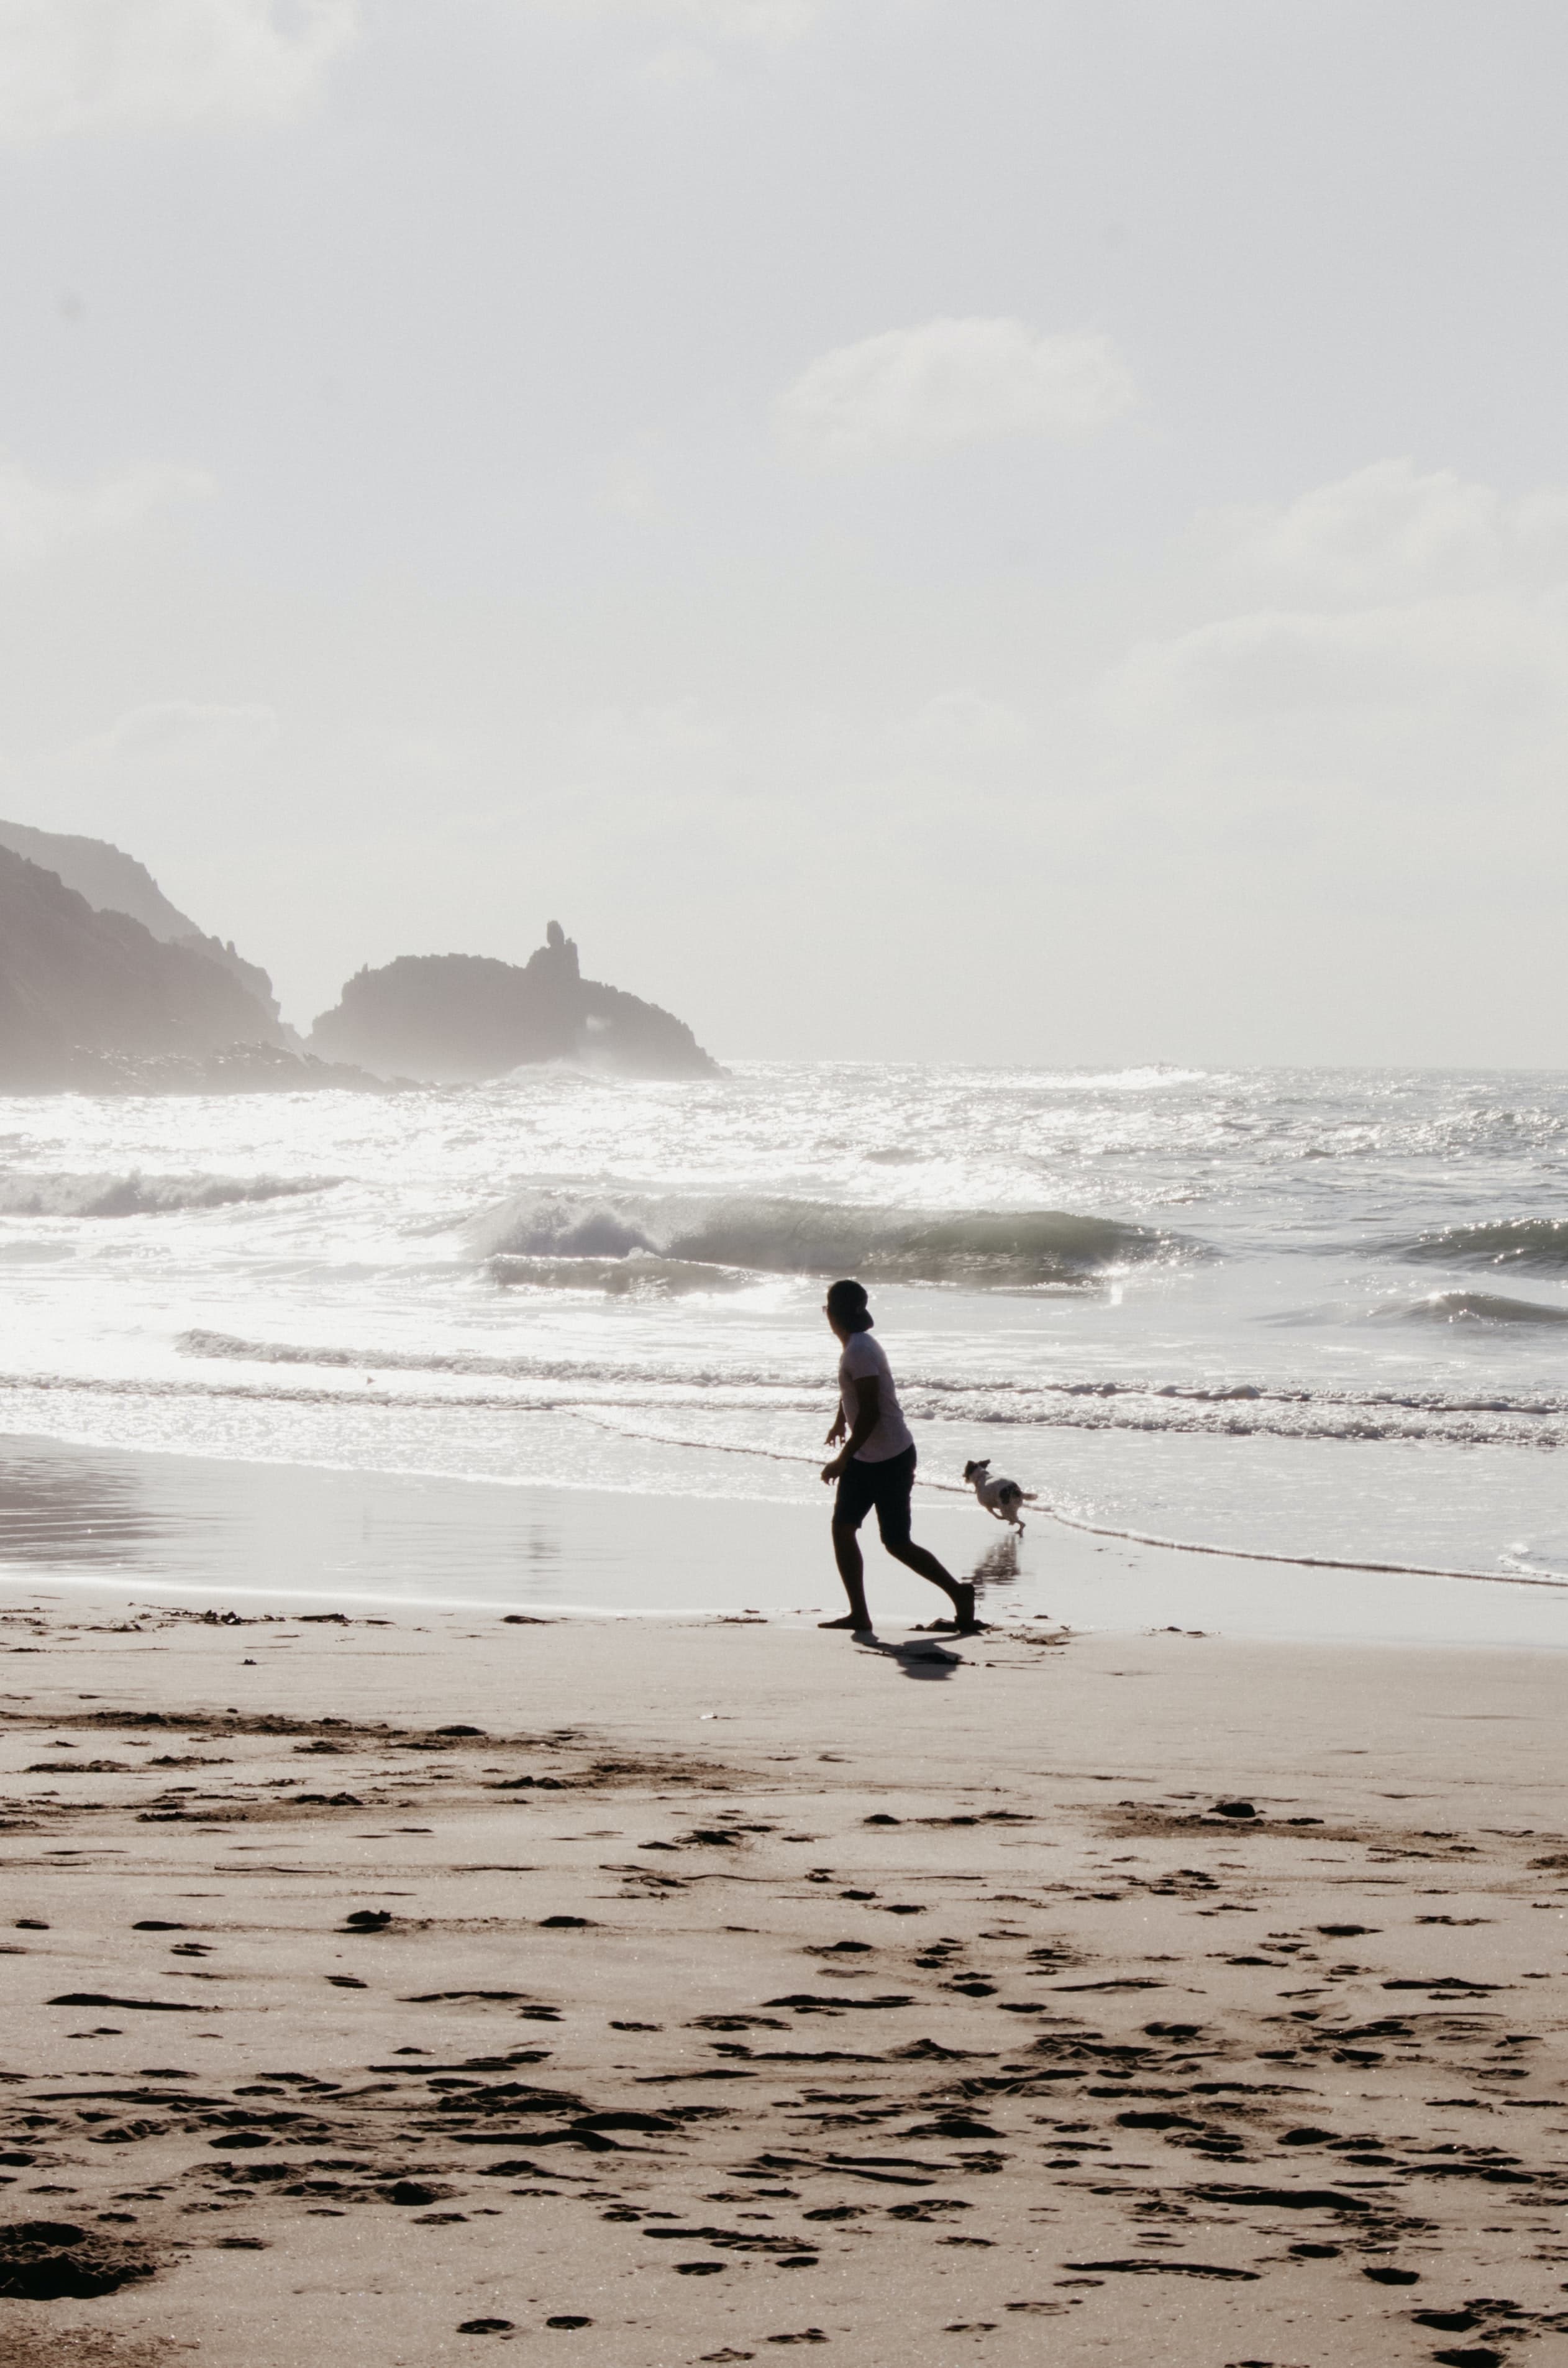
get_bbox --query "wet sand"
[8,1429,1568,1649]
[2,1586,1567,2367]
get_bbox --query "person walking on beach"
[819,1278,977,1635]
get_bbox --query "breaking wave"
[1376,1291,1568,1327]
[1393,1217,1568,1274]
[489,1255,755,1297]
[476,1191,1190,1289]
[0,1173,340,1218]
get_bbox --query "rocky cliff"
[309,923,719,1082]
[0,844,373,1095]
[0,819,285,1022]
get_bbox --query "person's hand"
[824,1410,846,1447]
[821,1453,847,1484]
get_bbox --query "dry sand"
[2,1586,1566,2367]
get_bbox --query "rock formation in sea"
[309,921,719,1081]
[0,841,376,1095]
[0,823,714,1094]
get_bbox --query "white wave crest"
[0,1173,340,1218]
[474,1189,1188,1289]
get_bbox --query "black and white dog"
[962,1458,1036,1532]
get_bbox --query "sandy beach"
[3,1575,1567,2368]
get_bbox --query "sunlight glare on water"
[2,1061,1568,1602]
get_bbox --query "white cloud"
[899,689,1032,756]
[70,700,280,769]
[1224,457,1568,603]
[1111,598,1568,722]
[774,317,1136,467]
[0,455,213,565]
[638,0,825,35]
[529,0,827,43]
[1100,460,1568,754]
[596,439,671,523]
[0,0,359,145]
[1092,463,1568,856]
[578,698,728,767]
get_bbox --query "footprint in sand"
[0,2222,159,2301]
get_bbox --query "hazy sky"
[2,0,1566,1064]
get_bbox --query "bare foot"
[818,1615,873,1632]
[950,1583,981,1635]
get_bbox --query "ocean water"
[2,1063,1567,1614]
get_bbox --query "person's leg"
[882,1534,976,1630]
[822,1519,872,1631]
[822,1464,875,1630]
[875,1451,978,1632]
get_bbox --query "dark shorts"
[833,1445,916,1546]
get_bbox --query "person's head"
[824,1278,873,1340]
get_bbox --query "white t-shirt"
[838,1328,915,1463]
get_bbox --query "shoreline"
[2,1596,1566,2366]
[4,1427,1568,1651]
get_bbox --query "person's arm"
[822,1375,881,1481]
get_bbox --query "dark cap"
[826,1278,873,1331]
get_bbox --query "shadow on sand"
[852,1634,965,1681]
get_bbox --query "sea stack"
[308,923,719,1082]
